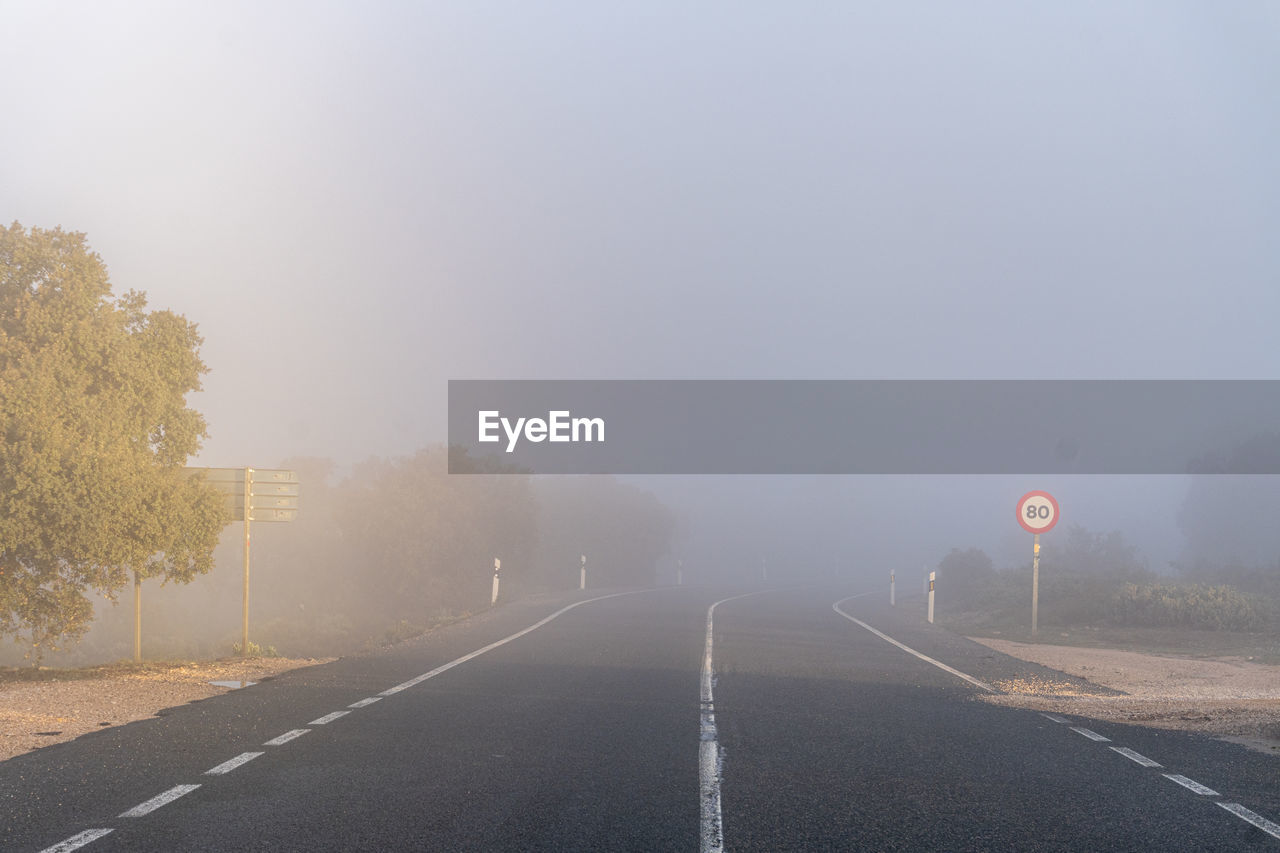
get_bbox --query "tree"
[0,223,225,656]
[937,547,994,598]
[1041,524,1149,581]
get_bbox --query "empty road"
[4,586,1279,851]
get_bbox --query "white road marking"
[119,784,201,817]
[37,829,113,853]
[378,589,654,697]
[700,589,783,853]
[1109,746,1161,768]
[349,697,382,708]
[205,751,264,776]
[1217,803,1280,840]
[831,597,997,693]
[1163,774,1219,796]
[263,728,310,746]
[309,710,351,725]
[1070,727,1111,742]
[1040,713,1070,724]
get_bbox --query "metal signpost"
[189,467,299,656]
[1016,490,1060,637]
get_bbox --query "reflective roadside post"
[890,570,895,607]
[580,554,587,590]
[928,572,936,623]
[492,558,501,605]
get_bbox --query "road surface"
[4,586,1279,851]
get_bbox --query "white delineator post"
[927,571,936,624]
[491,558,501,605]
[890,570,895,606]
[580,554,587,590]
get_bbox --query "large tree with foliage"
[0,223,225,656]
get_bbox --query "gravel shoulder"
[0,657,333,762]
[972,637,1280,755]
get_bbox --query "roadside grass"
[902,590,1280,663]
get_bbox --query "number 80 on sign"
[1016,491,1059,534]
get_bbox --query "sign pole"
[242,467,252,657]
[1031,533,1040,637]
[133,570,141,663]
[1016,491,1059,640]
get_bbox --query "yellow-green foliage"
[0,224,225,655]
[1110,582,1270,631]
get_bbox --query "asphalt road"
[4,585,1279,851]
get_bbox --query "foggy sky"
[3,3,1279,580]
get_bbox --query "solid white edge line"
[1109,746,1162,768]
[119,784,201,818]
[1217,803,1280,840]
[36,828,114,853]
[1070,727,1111,742]
[310,710,350,725]
[378,589,657,697]
[349,697,381,708]
[700,588,789,853]
[1040,713,1070,724]
[832,596,997,693]
[263,728,309,746]
[1163,774,1219,796]
[205,751,264,776]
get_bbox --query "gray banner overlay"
[447,381,1280,474]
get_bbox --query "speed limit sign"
[1017,491,1059,534]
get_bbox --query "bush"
[1109,582,1272,631]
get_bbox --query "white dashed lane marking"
[31,589,662,853]
[1070,726,1111,742]
[1110,747,1162,768]
[1217,803,1280,840]
[309,710,350,725]
[36,828,114,853]
[1162,774,1219,796]
[205,752,264,776]
[263,729,310,746]
[118,784,201,818]
[1040,713,1070,724]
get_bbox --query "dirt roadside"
[973,637,1280,755]
[0,657,332,762]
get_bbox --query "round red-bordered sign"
[1016,491,1059,534]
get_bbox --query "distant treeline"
[0,224,676,664]
[238,448,677,655]
[5,448,676,665]
[928,525,1277,634]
